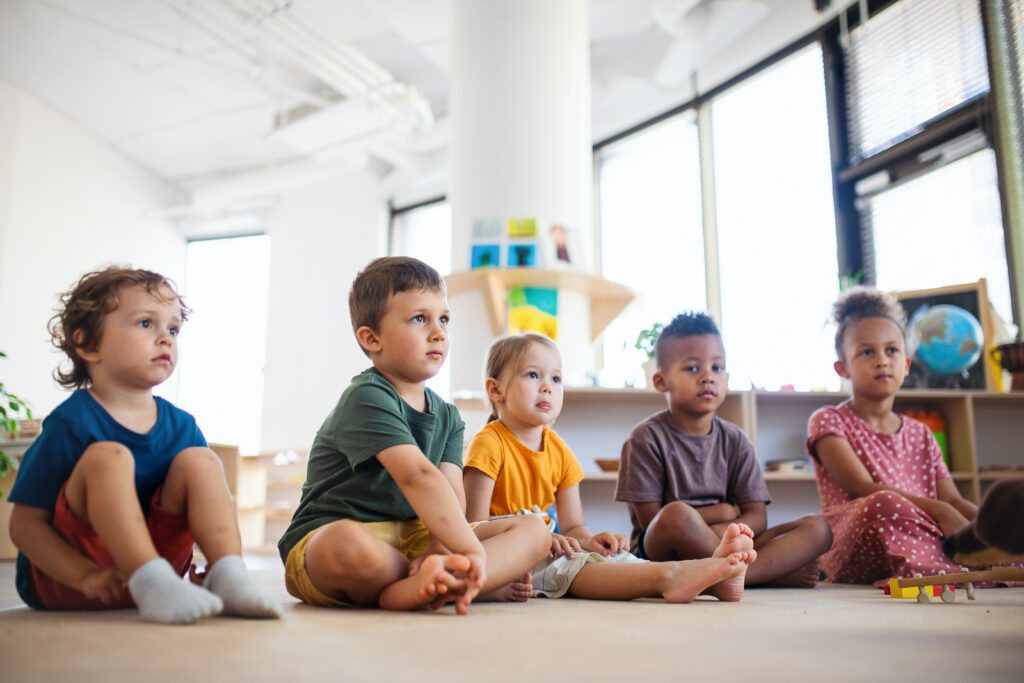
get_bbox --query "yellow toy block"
[888,578,919,599]
[888,578,945,599]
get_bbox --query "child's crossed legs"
[301,514,549,613]
[641,502,832,587]
[62,442,278,623]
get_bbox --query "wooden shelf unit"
[445,269,634,340]
[541,388,1024,503]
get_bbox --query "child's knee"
[517,514,551,554]
[76,441,135,474]
[169,447,224,476]
[802,514,833,551]
[655,501,705,534]
[310,521,393,578]
[862,490,911,517]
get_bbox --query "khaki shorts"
[285,519,481,607]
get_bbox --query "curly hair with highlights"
[48,267,190,389]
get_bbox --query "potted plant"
[1,350,34,498]
[634,322,664,389]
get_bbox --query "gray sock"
[204,555,282,619]
[128,558,223,625]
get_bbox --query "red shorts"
[29,484,194,610]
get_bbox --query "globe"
[907,304,984,376]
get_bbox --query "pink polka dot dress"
[806,402,962,585]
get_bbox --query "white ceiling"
[0,0,833,227]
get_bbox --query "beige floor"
[0,553,1021,683]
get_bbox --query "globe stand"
[912,363,973,391]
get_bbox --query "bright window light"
[712,44,840,391]
[177,235,271,454]
[391,202,452,276]
[598,115,705,387]
[867,148,1013,326]
[390,202,452,398]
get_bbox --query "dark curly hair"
[831,286,906,358]
[48,267,190,389]
[348,257,446,357]
[654,311,721,369]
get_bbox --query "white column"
[448,0,593,393]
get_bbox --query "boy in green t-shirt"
[279,257,549,614]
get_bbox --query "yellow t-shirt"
[464,420,585,518]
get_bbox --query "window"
[389,200,452,398]
[176,235,271,454]
[597,115,705,387]
[834,0,1015,329]
[844,0,990,161]
[712,44,840,391]
[390,200,452,276]
[865,147,1013,323]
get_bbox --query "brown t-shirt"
[615,411,771,550]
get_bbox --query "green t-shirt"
[277,368,465,562]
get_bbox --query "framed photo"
[470,244,500,269]
[894,279,994,391]
[506,242,538,268]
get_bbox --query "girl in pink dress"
[806,287,977,585]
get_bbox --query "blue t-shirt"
[9,389,206,606]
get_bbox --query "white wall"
[0,79,187,417]
[259,168,387,452]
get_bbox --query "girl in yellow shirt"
[464,333,756,602]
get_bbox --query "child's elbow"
[8,505,36,549]
[394,460,442,490]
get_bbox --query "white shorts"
[531,550,646,598]
[489,508,647,598]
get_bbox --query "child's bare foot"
[705,549,755,602]
[659,556,747,604]
[410,554,470,608]
[479,573,533,602]
[763,559,821,588]
[714,522,755,559]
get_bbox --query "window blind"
[844,0,990,163]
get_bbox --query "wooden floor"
[1,553,1022,683]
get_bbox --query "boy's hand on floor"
[584,531,628,556]
[80,565,125,605]
[550,533,582,559]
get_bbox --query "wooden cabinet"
[0,439,34,560]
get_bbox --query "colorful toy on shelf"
[889,566,1024,604]
[901,409,949,466]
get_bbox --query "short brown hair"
[348,257,445,356]
[484,333,559,421]
[48,267,190,389]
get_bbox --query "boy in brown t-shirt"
[615,312,832,587]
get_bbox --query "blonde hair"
[832,286,906,358]
[485,333,560,421]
